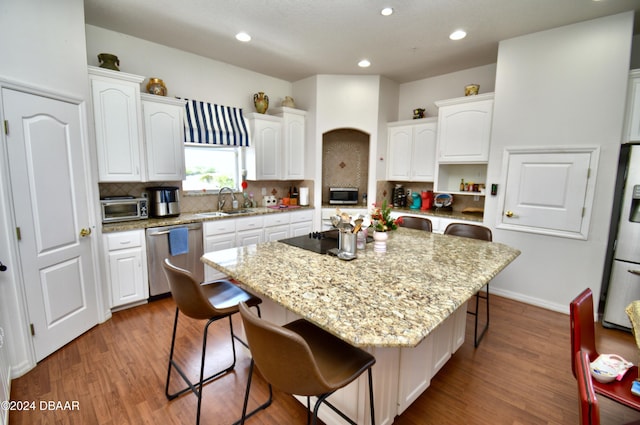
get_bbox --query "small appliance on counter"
[421,191,433,211]
[329,187,358,205]
[263,195,277,207]
[392,184,406,207]
[410,193,421,209]
[100,196,148,223]
[147,186,180,218]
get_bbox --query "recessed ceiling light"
[235,32,251,42]
[449,30,467,41]
[358,59,371,68]
[381,7,394,16]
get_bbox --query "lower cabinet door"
[109,248,147,307]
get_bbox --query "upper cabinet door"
[245,113,283,180]
[436,94,494,163]
[387,118,437,182]
[387,125,413,180]
[411,122,437,181]
[141,95,186,181]
[498,146,599,240]
[275,107,306,180]
[89,67,145,182]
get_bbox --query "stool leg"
[368,368,375,425]
[473,284,490,347]
[165,307,181,399]
[235,359,273,425]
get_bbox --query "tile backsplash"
[322,129,369,204]
[99,180,314,213]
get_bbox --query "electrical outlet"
[261,187,267,196]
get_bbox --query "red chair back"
[576,350,600,425]
[570,288,599,378]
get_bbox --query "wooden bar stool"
[443,222,492,347]
[237,302,376,425]
[162,259,265,425]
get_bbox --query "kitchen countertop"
[321,204,484,223]
[202,227,520,348]
[101,206,314,233]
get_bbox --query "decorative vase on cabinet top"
[282,96,295,108]
[254,92,269,114]
[146,78,167,96]
[97,53,120,71]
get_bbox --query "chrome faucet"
[217,187,236,211]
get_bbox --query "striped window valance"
[183,99,250,146]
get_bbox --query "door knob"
[505,210,514,218]
[0,262,6,272]
[80,228,92,237]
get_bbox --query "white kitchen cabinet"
[245,108,307,180]
[141,94,186,181]
[272,107,307,180]
[290,209,314,236]
[236,215,264,246]
[397,333,434,414]
[435,93,494,163]
[245,113,283,180]
[204,219,237,281]
[89,66,145,182]
[387,118,437,181]
[263,212,290,241]
[624,70,640,141]
[104,230,149,308]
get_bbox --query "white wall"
[85,25,292,112]
[485,12,634,312]
[0,0,94,376]
[398,64,497,120]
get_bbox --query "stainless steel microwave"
[100,197,149,223]
[329,187,359,205]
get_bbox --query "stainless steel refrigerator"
[603,144,640,329]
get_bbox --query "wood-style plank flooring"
[9,294,640,424]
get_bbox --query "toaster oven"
[101,196,149,223]
[329,187,359,205]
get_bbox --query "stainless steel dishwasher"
[146,222,204,298]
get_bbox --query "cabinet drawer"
[236,216,264,231]
[290,209,314,223]
[264,213,290,227]
[106,230,143,251]
[204,219,236,236]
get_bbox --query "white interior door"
[2,88,98,361]
[498,147,598,240]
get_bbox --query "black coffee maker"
[392,184,406,207]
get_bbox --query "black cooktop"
[279,229,340,254]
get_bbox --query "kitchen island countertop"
[202,227,520,348]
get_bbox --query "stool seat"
[444,222,492,348]
[162,259,263,425]
[238,302,376,425]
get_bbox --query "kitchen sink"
[195,211,229,217]
[195,209,253,217]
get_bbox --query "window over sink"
[182,144,241,192]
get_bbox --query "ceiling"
[84,0,640,84]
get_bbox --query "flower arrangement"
[370,199,398,232]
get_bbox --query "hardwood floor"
[9,294,640,424]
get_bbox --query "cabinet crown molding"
[435,92,494,108]
[88,65,145,84]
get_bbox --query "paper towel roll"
[299,187,309,206]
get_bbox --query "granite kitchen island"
[202,227,520,424]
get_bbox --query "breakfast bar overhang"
[202,227,520,424]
